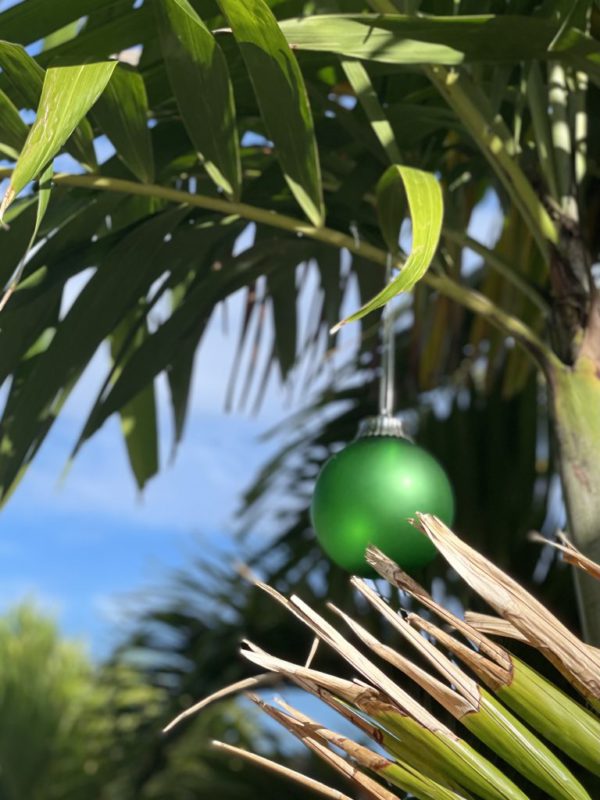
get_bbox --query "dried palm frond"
[166,517,600,800]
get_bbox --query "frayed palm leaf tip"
[164,518,600,800]
[407,513,600,710]
[529,530,600,581]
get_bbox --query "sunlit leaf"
[0,60,117,217]
[279,14,600,84]
[333,165,443,330]
[0,41,97,170]
[42,19,82,52]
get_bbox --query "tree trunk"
[549,345,600,644]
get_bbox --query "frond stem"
[0,169,561,375]
[442,228,550,317]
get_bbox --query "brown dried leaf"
[303,737,400,800]
[253,578,455,735]
[289,591,457,736]
[464,613,529,642]
[350,578,481,712]
[211,741,354,800]
[162,673,279,732]
[529,531,600,581]
[366,545,512,671]
[240,642,384,707]
[273,696,391,771]
[241,642,412,760]
[415,514,600,703]
[329,602,473,717]
[249,696,400,800]
[408,614,510,691]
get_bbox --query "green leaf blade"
[0,0,117,49]
[0,41,97,171]
[267,262,297,381]
[166,272,205,452]
[0,163,54,316]
[93,64,155,184]
[0,39,45,109]
[334,165,443,331]
[156,0,240,199]
[0,88,28,157]
[341,59,401,164]
[498,656,600,777]
[167,339,198,453]
[217,0,324,225]
[0,207,186,502]
[111,313,159,491]
[465,690,593,800]
[67,115,98,171]
[1,60,117,216]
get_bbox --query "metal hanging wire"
[378,253,396,418]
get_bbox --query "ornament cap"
[357,414,412,441]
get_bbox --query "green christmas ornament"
[311,416,455,576]
[311,256,454,575]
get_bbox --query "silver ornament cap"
[357,414,412,441]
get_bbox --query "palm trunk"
[549,341,600,644]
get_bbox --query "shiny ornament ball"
[311,435,454,576]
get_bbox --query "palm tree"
[1,3,600,793]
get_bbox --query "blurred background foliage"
[0,602,345,799]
